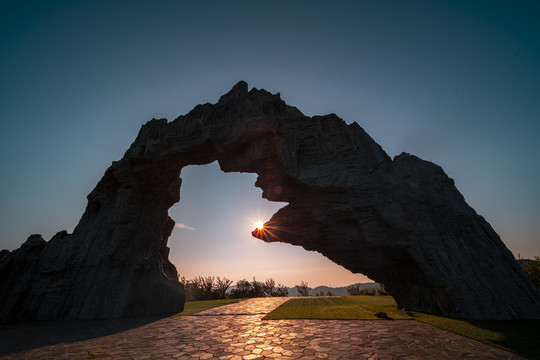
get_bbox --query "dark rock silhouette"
[1,81,539,322]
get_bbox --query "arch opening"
[168,161,372,288]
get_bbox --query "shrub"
[273,284,289,297]
[251,277,266,297]
[180,275,290,299]
[198,276,215,299]
[295,281,311,296]
[229,279,253,298]
[523,256,540,291]
[346,283,385,296]
[377,283,388,295]
[262,278,289,297]
[179,275,232,301]
[313,289,334,296]
[345,283,362,295]
[362,288,377,296]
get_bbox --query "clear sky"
[1,0,539,287]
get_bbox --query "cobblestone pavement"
[0,298,526,359]
[196,297,291,316]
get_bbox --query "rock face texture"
[1,81,539,322]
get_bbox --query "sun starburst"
[254,220,264,230]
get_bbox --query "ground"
[0,298,527,359]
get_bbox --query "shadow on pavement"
[0,316,166,356]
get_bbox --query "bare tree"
[263,278,276,297]
[295,281,311,296]
[251,277,266,297]
[199,276,215,299]
[180,276,212,301]
[274,284,289,296]
[214,276,233,298]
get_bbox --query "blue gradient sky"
[1,1,539,286]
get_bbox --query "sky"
[1,0,539,287]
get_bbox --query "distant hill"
[286,282,380,297]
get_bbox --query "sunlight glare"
[255,220,264,230]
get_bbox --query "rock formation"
[1,81,539,322]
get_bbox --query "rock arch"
[1,81,539,322]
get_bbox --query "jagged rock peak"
[218,80,249,103]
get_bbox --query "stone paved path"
[0,298,526,359]
[196,297,291,316]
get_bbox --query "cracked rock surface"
[1,81,539,322]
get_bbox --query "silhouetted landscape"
[1,1,539,359]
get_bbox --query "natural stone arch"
[1,81,539,323]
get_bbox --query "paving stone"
[0,297,527,360]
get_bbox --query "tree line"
[179,276,289,301]
[179,276,388,301]
[179,255,540,302]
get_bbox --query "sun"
[254,220,265,230]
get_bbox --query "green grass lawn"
[264,296,411,320]
[263,296,540,360]
[175,299,238,316]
